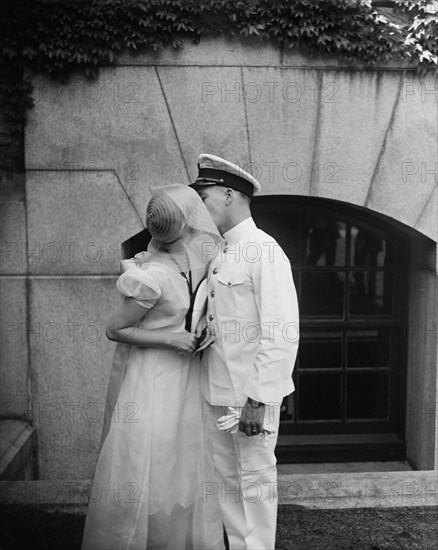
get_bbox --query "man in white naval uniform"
[190,154,299,550]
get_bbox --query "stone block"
[0,420,36,480]
[366,73,438,232]
[0,171,25,202]
[243,66,320,195]
[312,70,402,206]
[26,170,143,275]
[0,202,27,275]
[28,277,118,479]
[415,187,437,242]
[26,67,189,217]
[2,470,438,508]
[157,66,251,181]
[278,471,438,508]
[1,171,26,276]
[0,277,28,419]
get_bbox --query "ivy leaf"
[2,46,17,58]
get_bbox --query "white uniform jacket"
[201,217,299,408]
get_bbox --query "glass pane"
[347,372,389,419]
[303,214,346,266]
[299,373,341,420]
[349,271,393,315]
[350,225,394,267]
[347,329,390,368]
[301,272,344,317]
[299,330,342,369]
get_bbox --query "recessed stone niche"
[121,229,152,260]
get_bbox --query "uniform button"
[212,268,218,274]
[208,314,214,321]
[228,281,232,286]
[210,291,215,298]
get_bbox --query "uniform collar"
[223,217,257,245]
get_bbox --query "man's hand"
[239,400,265,436]
[194,323,216,354]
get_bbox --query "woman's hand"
[170,332,198,356]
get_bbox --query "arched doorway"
[251,196,409,463]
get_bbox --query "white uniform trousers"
[206,403,280,550]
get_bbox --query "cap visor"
[189,181,217,189]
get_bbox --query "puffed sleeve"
[116,266,162,309]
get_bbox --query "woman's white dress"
[81,261,224,550]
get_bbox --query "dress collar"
[223,217,257,245]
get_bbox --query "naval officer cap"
[190,154,261,198]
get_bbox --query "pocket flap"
[218,272,246,287]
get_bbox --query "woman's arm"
[106,297,197,355]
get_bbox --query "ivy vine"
[0,0,437,168]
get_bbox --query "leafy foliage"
[394,0,438,66]
[2,0,435,76]
[0,0,437,147]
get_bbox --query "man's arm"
[243,239,299,406]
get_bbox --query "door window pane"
[301,272,344,317]
[349,271,393,315]
[346,372,389,419]
[347,329,390,368]
[304,215,346,266]
[350,225,394,267]
[300,330,342,369]
[299,373,341,420]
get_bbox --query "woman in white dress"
[81,185,224,550]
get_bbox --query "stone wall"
[406,238,437,470]
[1,37,437,477]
